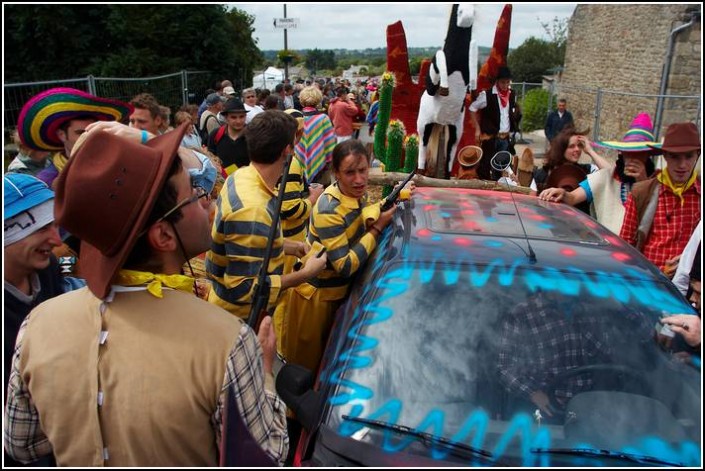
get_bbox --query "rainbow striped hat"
[17,87,133,151]
[594,113,662,154]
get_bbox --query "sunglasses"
[138,186,209,237]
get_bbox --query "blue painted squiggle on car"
[327,253,697,464]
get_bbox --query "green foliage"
[508,37,564,83]
[4,4,262,83]
[520,88,554,132]
[305,49,336,74]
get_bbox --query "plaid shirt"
[497,294,613,402]
[5,306,287,466]
[620,179,701,270]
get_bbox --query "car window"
[420,189,604,243]
[325,261,700,466]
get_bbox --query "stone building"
[560,4,700,149]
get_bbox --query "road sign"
[273,17,299,29]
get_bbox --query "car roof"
[391,187,664,282]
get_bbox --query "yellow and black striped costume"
[274,156,312,353]
[281,183,379,371]
[206,166,285,320]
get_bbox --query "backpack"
[199,114,217,144]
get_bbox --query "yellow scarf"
[52,152,69,173]
[657,168,698,204]
[114,269,195,298]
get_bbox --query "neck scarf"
[52,152,69,173]
[497,88,510,108]
[114,269,194,298]
[657,168,698,205]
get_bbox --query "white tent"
[251,66,284,91]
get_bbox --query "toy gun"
[380,170,415,211]
[247,153,294,329]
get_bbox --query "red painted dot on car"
[612,252,631,262]
[454,237,472,246]
[560,248,577,257]
[417,228,432,237]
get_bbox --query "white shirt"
[673,220,701,296]
[469,85,510,133]
[244,104,264,124]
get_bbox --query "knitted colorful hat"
[594,113,662,154]
[17,87,133,151]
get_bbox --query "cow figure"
[417,3,475,179]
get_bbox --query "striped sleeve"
[279,157,311,239]
[208,204,283,317]
[313,200,377,279]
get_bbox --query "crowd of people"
[3,69,701,466]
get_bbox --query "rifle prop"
[380,170,416,211]
[247,152,294,329]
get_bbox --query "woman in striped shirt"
[281,140,396,371]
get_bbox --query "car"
[277,187,701,467]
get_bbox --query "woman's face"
[564,135,583,163]
[334,153,369,199]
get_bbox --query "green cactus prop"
[373,72,395,166]
[381,119,406,198]
[403,134,419,173]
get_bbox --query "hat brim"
[56,122,188,299]
[17,87,133,151]
[545,164,588,191]
[594,140,663,154]
[649,143,701,153]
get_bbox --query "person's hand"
[376,204,397,229]
[302,250,327,278]
[577,135,594,154]
[623,158,648,181]
[284,240,309,258]
[662,255,681,279]
[84,120,154,143]
[256,316,277,375]
[539,187,566,202]
[661,314,701,347]
[530,390,558,417]
[308,182,324,204]
[474,129,481,145]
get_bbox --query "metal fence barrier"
[514,81,701,143]
[3,70,217,135]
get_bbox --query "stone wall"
[560,5,701,153]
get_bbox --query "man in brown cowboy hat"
[4,124,288,466]
[620,122,701,276]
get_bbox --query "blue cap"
[4,173,55,220]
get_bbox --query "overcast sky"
[231,3,577,51]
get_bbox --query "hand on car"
[661,314,701,347]
[539,187,566,202]
[530,390,558,418]
[662,255,681,279]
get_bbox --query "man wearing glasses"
[4,122,288,466]
[242,87,264,124]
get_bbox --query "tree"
[3,4,262,84]
[305,49,336,74]
[507,37,563,83]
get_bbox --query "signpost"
[273,17,299,29]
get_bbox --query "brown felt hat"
[649,122,701,154]
[457,145,483,168]
[54,122,189,299]
[546,163,588,192]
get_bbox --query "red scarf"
[498,88,510,108]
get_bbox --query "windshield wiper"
[342,414,493,461]
[531,447,684,467]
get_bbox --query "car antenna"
[490,151,537,263]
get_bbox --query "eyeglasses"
[139,186,209,237]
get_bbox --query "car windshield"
[326,261,701,466]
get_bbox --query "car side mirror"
[276,364,322,431]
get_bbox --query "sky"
[231,3,578,51]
